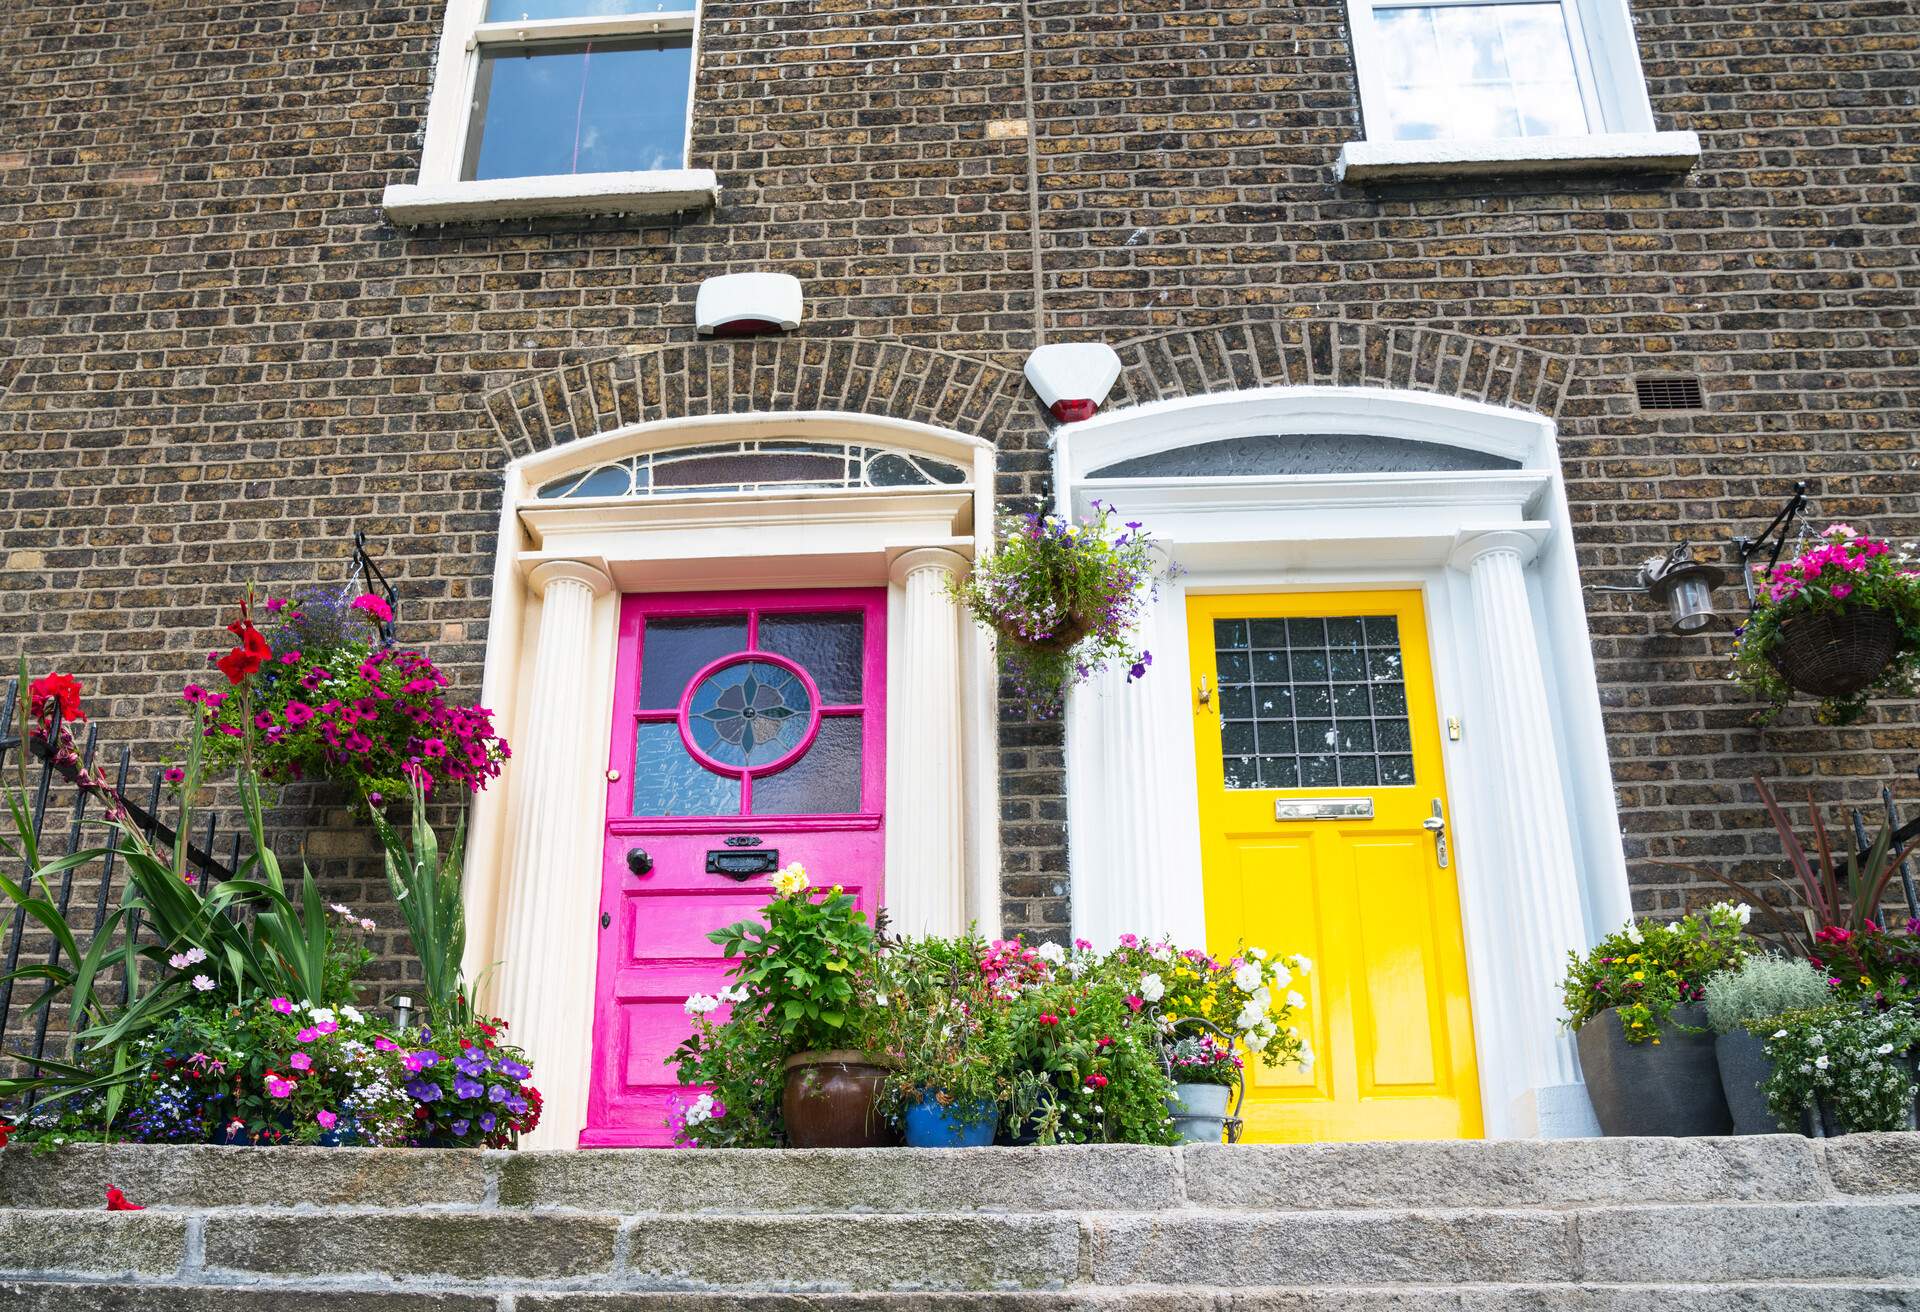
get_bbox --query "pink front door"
[583,588,887,1147]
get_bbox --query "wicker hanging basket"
[1013,609,1096,655]
[1765,607,1902,698]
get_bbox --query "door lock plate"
[1274,797,1374,821]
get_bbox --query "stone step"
[6,1134,1911,1215]
[6,1282,1920,1312]
[4,1199,1920,1291]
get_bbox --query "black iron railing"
[0,681,257,1074]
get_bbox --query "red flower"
[216,602,273,686]
[104,1186,144,1211]
[1084,1073,1109,1089]
[0,1120,13,1148]
[28,671,85,723]
[1038,1013,1059,1027]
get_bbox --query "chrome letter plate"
[1274,797,1374,821]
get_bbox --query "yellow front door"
[1187,590,1482,1142]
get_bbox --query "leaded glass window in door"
[629,605,872,817]
[1213,615,1415,790]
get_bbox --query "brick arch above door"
[479,339,1045,462]
[1102,321,1575,422]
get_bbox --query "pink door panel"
[583,589,886,1147]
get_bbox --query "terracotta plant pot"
[781,1050,897,1148]
[1767,607,1901,698]
[1576,1003,1731,1137]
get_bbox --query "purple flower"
[486,1084,509,1104]
[497,1059,532,1081]
[505,1096,528,1116]
[404,1079,442,1102]
[453,1077,485,1100]
[404,1049,441,1072]
[451,1119,470,1137]
[478,1113,497,1134]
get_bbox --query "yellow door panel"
[1188,590,1482,1143]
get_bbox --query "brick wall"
[2,0,1917,1028]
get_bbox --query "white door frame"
[1054,385,1629,1139]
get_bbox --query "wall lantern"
[696,272,803,337]
[1024,342,1122,423]
[1598,543,1727,634]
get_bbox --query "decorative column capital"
[1447,524,1550,574]
[889,546,969,585]
[527,558,614,600]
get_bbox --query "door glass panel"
[1216,613,1417,790]
[758,613,865,703]
[751,716,862,815]
[638,616,749,709]
[685,660,813,768]
[631,721,740,816]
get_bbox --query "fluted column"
[1449,529,1593,1133]
[1066,583,1207,950]
[493,559,612,1149]
[888,548,969,937]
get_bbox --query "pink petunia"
[270,997,294,1014]
[315,1110,337,1131]
[296,1027,319,1043]
[288,1052,313,1071]
[350,593,394,624]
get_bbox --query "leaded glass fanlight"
[535,440,970,500]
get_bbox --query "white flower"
[1286,990,1306,1010]
[684,1093,723,1127]
[310,1007,336,1025]
[1235,1000,1265,1032]
[874,993,890,1008]
[1251,985,1271,1008]
[683,993,720,1017]
[1734,903,1752,926]
[1247,1030,1270,1052]
[1878,1043,1896,1055]
[719,986,749,1005]
[1623,921,1643,945]
[1298,1043,1315,1068]
[360,918,377,932]
[1773,1030,1789,1040]
[1139,972,1165,1003]
[190,974,215,992]
[329,902,354,916]
[771,862,811,898]
[1233,963,1262,991]
[1248,947,1267,961]
[341,1006,364,1025]
[1036,942,1066,965]
[1291,954,1313,976]
[168,952,191,969]
[1269,964,1292,989]
[1815,1055,1830,1070]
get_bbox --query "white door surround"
[464,412,1000,1148]
[1054,385,1629,1140]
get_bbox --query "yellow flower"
[1631,971,1645,981]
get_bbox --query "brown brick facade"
[2,0,1918,1010]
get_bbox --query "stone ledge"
[0,1144,491,1211]
[1335,131,1702,183]
[379,170,720,225]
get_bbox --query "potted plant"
[1761,1005,1920,1136]
[875,938,1008,1148]
[1703,955,1833,1134]
[1561,902,1750,1136]
[703,864,895,1148]
[951,501,1164,715]
[1731,523,1920,723]
[1163,1029,1241,1144]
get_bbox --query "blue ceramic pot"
[903,1096,997,1148]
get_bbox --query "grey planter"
[1576,1003,1731,1137]
[1166,1081,1232,1144]
[1715,1028,1784,1135]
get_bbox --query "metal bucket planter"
[1166,1082,1235,1144]
[1767,608,1901,698]
[1577,1004,1731,1137]
[1715,1029,1783,1135]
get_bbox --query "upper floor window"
[1338,0,1701,181]
[1359,0,1596,141]
[381,0,715,225]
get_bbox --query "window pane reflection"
[752,717,863,815]
[632,721,740,817]
[1374,3,1588,142]
[485,0,694,18]
[466,36,693,180]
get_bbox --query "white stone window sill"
[380,169,720,225]
[1335,132,1701,184]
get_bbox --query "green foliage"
[1759,1005,1920,1134]
[669,997,788,1148]
[707,864,875,1055]
[1703,954,1834,1034]
[871,936,1014,1123]
[1560,902,1752,1044]
[373,776,470,1022]
[951,503,1162,715]
[1660,775,1920,962]
[1730,524,1920,723]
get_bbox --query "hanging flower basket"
[1766,607,1902,698]
[1731,523,1920,724]
[952,501,1169,716]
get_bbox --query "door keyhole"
[600,911,612,929]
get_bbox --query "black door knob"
[626,847,653,876]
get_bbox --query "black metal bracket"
[350,530,399,644]
[1732,482,1810,610]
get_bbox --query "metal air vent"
[1634,375,1706,412]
